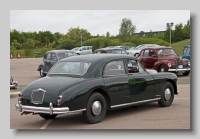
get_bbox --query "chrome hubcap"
[40,69,43,75]
[161,68,165,72]
[164,88,171,101]
[92,101,102,116]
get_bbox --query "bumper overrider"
[15,101,69,115]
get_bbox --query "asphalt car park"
[10,58,190,129]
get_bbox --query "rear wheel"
[158,82,174,107]
[182,71,190,76]
[82,92,107,124]
[39,113,57,119]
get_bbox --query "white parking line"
[10,91,20,95]
[40,119,52,129]
[175,98,190,99]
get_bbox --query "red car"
[138,46,190,76]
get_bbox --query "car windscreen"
[48,61,91,75]
[184,47,190,55]
[57,52,76,60]
[157,49,177,56]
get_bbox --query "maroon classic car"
[137,46,190,76]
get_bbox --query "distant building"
[134,31,165,37]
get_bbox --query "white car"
[127,44,159,57]
[75,46,93,55]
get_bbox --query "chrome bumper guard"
[15,101,69,115]
[168,68,190,72]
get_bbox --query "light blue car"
[181,45,190,60]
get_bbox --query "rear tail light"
[57,95,62,106]
[18,92,22,101]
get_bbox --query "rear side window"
[104,60,125,76]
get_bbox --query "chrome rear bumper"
[168,68,190,72]
[15,101,69,115]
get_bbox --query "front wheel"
[182,71,190,76]
[39,113,57,119]
[134,53,139,58]
[158,65,166,72]
[40,68,46,77]
[158,82,174,107]
[82,92,107,124]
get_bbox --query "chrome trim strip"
[168,68,190,72]
[15,103,69,115]
[10,85,17,88]
[111,98,161,108]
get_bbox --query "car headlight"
[168,63,171,68]
[188,62,190,66]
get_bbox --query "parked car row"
[10,76,18,89]
[37,44,191,78]
[137,46,190,76]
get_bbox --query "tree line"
[10,18,190,57]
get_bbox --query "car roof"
[60,54,137,63]
[142,46,171,50]
[95,48,124,51]
[47,50,76,54]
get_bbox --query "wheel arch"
[166,79,178,95]
[89,88,111,110]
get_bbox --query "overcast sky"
[10,10,190,36]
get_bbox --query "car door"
[49,52,58,71]
[103,60,131,106]
[126,59,156,102]
[44,52,51,73]
[147,49,158,69]
[141,49,150,68]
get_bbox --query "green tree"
[147,30,154,38]
[66,27,91,46]
[119,18,136,41]
[23,38,35,56]
[139,31,145,37]
[173,23,184,42]
[10,40,22,50]
[106,32,110,37]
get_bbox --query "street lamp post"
[166,22,174,47]
[80,33,84,46]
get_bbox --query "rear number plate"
[31,88,46,104]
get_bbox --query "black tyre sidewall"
[182,71,190,76]
[158,82,174,107]
[158,65,166,72]
[83,93,106,124]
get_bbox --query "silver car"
[127,44,159,57]
[75,46,93,55]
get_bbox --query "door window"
[149,50,156,57]
[51,53,57,61]
[47,53,51,60]
[143,50,149,57]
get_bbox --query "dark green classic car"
[15,54,179,124]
